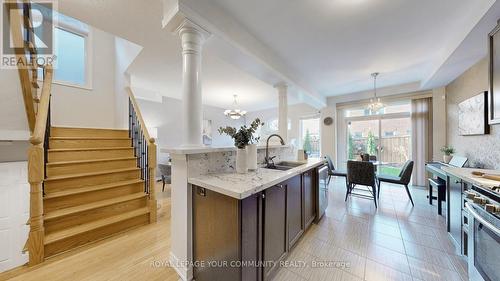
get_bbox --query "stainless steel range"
[465,186,500,281]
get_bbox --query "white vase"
[247,144,257,171]
[236,148,248,174]
[443,155,452,163]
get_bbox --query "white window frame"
[39,22,93,90]
[299,115,321,156]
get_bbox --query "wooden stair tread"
[44,207,149,244]
[44,193,147,221]
[46,157,137,166]
[44,179,144,199]
[50,137,131,140]
[45,167,139,181]
[48,147,133,152]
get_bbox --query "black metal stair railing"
[129,99,150,194]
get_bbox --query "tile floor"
[273,177,469,281]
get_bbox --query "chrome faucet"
[265,134,285,168]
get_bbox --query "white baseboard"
[169,251,193,281]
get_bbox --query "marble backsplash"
[187,146,297,177]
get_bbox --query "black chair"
[158,163,172,192]
[346,160,377,208]
[361,153,370,161]
[376,160,414,206]
[428,178,446,215]
[324,155,347,188]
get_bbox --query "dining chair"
[158,163,172,192]
[376,160,414,206]
[324,155,347,188]
[346,160,377,208]
[361,153,370,161]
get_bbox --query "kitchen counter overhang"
[442,166,500,192]
[188,158,325,199]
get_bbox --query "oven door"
[467,203,500,281]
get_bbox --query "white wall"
[0,67,29,141]
[51,27,117,128]
[136,96,244,163]
[0,162,29,272]
[320,106,336,160]
[115,38,143,129]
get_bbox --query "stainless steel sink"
[275,161,304,167]
[264,165,294,171]
[263,161,304,171]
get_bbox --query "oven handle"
[466,202,500,237]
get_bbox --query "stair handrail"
[9,0,41,132]
[30,65,53,145]
[127,87,157,223]
[126,87,154,144]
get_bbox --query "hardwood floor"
[1,183,179,281]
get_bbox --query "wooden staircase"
[12,0,157,265]
[41,127,153,257]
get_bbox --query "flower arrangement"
[440,145,455,156]
[218,118,264,149]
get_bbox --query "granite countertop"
[188,158,325,199]
[442,166,500,191]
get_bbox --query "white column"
[178,20,209,146]
[275,83,288,142]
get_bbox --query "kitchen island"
[189,158,325,281]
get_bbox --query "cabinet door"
[303,169,316,229]
[193,187,241,281]
[448,175,462,247]
[287,175,303,249]
[263,184,287,280]
[241,193,262,281]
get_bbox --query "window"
[344,101,411,167]
[300,118,320,158]
[38,13,91,88]
[53,27,86,86]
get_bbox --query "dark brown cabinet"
[447,175,462,247]
[263,183,288,280]
[193,186,246,281]
[192,167,320,281]
[302,170,316,229]
[286,175,303,249]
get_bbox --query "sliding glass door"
[347,119,379,160]
[379,117,411,164]
[341,101,411,173]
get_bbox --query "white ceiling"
[127,35,297,112]
[211,0,495,96]
[58,0,497,110]
[58,0,297,112]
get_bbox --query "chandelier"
[367,72,385,114]
[224,95,247,120]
